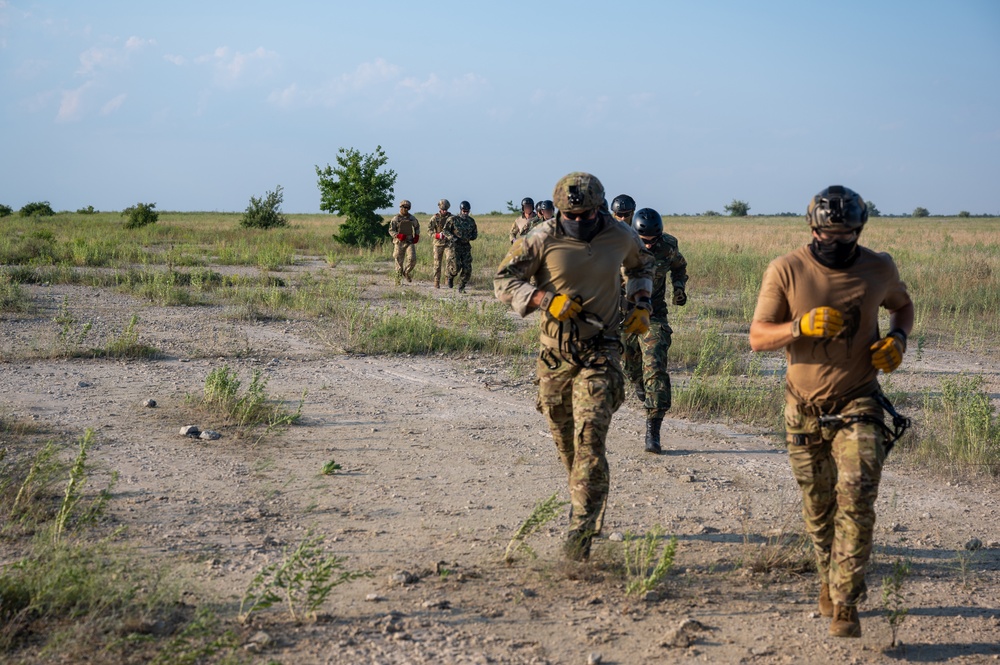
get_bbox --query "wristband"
[888,328,908,352]
[790,317,802,339]
[538,291,555,312]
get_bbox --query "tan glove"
[870,330,906,372]
[794,306,844,338]
[541,293,583,321]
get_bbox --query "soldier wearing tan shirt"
[750,185,914,639]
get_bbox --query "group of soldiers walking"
[388,199,478,291]
[491,172,912,640]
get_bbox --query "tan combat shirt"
[753,245,912,404]
[495,211,654,350]
[427,211,452,247]
[388,213,419,242]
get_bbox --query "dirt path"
[2,283,999,664]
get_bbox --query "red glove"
[435,233,442,240]
[412,234,419,243]
[396,233,406,241]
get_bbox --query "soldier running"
[749,185,914,638]
[495,172,654,561]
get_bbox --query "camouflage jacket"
[443,213,478,246]
[509,213,540,243]
[388,213,419,241]
[495,211,654,350]
[646,233,688,320]
[427,211,452,246]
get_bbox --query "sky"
[2,1,999,216]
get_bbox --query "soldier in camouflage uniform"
[750,185,914,639]
[388,200,420,283]
[427,199,453,288]
[443,201,478,292]
[495,172,654,561]
[623,208,688,454]
[610,194,636,224]
[509,197,539,243]
[536,200,555,222]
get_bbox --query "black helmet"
[632,208,663,237]
[536,199,554,212]
[611,194,636,215]
[807,185,868,231]
[459,200,470,211]
[521,197,534,209]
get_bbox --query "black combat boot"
[644,416,663,454]
[447,276,454,288]
[633,380,646,402]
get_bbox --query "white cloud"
[101,93,127,115]
[78,46,120,74]
[164,54,186,66]
[124,36,152,51]
[56,82,93,122]
[196,45,278,87]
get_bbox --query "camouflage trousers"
[785,394,887,606]
[535,342,625,537]
[432,242,447,284]
[624,320,672,417]
[447,242,473,288]
[392,240,416,279]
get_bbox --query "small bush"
[241,185,288,229]
[912,206,930,218]
[19,201,55,217]
[122,202,158,229]
[76,205,97,215]
[0,204,12,217]
[958,210,971,218]
[703,210,721,217]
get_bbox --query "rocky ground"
[1,279,999,664]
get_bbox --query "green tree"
[0,204,12,217]
[122,202,158,229]
[867,200,881,217]
[958,210,971,218]
[316,146,397,247]
[241,185,288,229]
[20,201,55,217]
[912,206,930,218]
[724,199,750,217]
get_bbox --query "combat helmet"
[459,200,470,211]
[399,200,411,209]
[807,186,868,231]
[553,172,605,215]
[521,197,535,210]
[611,194,636,216]
[438,199,451,211]
[632,208,663,237]
[536,200,554,212]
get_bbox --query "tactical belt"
[809,390,911,454]
[556,299,621,369]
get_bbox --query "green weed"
[880,558,912,648]
[622,527,678,596]
[239,532,369,623]
[504,493,569,564]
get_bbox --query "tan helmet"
[399,200,411,210]
[438,198,451,211]
[553,172,605,215]
[807,186,868,231]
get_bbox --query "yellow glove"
[623,306,650,336]
[543,293,583,322]
[795,306,844,338]
[870,331,906,373]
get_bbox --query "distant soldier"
[749,185,914,638]
[611,194,636,225]
[535,200,555,224]
[509,197,539,243]
[495,172,654,562]
[443,201,478,292]
[623,208,688,454]
[427,199,453,288]
[388,200,420,283]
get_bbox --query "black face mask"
[810,236,859,268]
[560,215,602,243]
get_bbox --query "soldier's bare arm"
[749,319,796,352]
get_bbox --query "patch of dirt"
[2,280,999,664]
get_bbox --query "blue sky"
[2,1,999,215]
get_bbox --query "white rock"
[179,425,200,437]
[199,430,221,441]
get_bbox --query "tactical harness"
[542,296,621,370]
[804,391,911,454]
